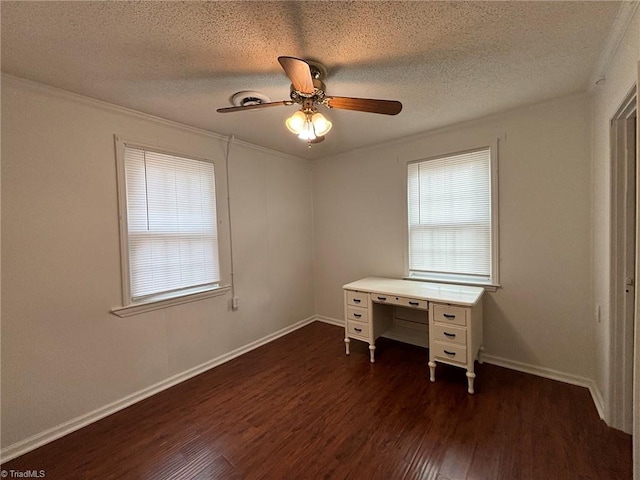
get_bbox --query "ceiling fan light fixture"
[286,109,332,141]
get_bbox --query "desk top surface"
[343,277,484,306]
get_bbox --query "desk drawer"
[347,320,370,339]
[371,292,399,305]
[346,306,368,323]
[346,290,369,308]
[431,323,466,346]
[398,297,428,310]
[432,341,467,366]
[432,304,467,327]
[372,293,427,310]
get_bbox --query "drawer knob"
[443,314,456,319]
[353,298,361,303]
[353,313,362,318]
[377,296,387,301]
[444,350,456,356]
[409,301,419,306]
[443,332,456,338]
[354,327,362,333]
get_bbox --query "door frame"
[609,85,636,435]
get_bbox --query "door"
[622,111,636,434]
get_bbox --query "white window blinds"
[124,146,220,301]
[407,147,492,281]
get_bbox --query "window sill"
[111,285,232,318]
[402,276,500,293]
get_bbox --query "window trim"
[111,285,231,318]
[112,135,230,315]
[403,140,500,291]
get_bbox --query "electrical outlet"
[595,304,601,323]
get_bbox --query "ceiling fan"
[217,56,402,145]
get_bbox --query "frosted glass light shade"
[285,111,307,134]
[311,112,332,136]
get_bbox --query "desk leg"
[344,337,350,355]
[368,344,376,363]
[428,361,436,382]
[466,371,476,394]
[477,345,485,364]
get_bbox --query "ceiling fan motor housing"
[307,61,327,80]
[290,78,327,104]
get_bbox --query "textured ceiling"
[1,1,621,160]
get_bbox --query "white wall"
[313,93,594,382]
[591,8,640,430]
[0,76,315,451]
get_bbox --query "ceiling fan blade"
[216,100,293,113]
[325,96,403,115]
[278,56,315,95]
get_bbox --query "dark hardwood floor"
[2,321,632,479]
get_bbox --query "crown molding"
[1,73,305,163]
[588,0,640,93]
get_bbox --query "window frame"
[112,136,230,317]
[404,140,500,290]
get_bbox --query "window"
[407,146,498,287]
[114,139,225,313]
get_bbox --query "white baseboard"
[589,381,606,421]
[481,354,605,420]
[1,315,317,463]
[314,315,345,327]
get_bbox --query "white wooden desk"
[343,277,485,393]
